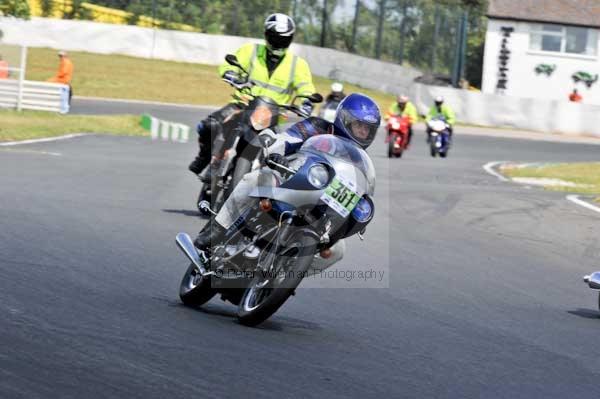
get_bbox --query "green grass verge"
[502,163,600,197]
[26,47,396,109]
[0,110,147,142]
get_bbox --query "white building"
[482,0,600,105]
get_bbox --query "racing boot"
[193,218,227,253]
[189,154,209,175]
[189,137,210,175]
[189,121,212,175]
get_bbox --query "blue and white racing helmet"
[333,93,381,149]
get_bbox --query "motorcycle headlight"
[307,164,329,189]
[351,196,373,223]
[391,122,400,130]
[249,105,273,131]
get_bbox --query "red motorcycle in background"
[385,115,411,158]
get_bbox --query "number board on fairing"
[320,175,361,217]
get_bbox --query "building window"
[530,24,597,56]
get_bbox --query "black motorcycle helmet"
[264,13,296,54]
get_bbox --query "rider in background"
[325,82,346,103]
[188,13,316,178]
[385,94,418,146]
[426,96,456,142]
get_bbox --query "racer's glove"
[300,100,314,116]
[267,153,289,169]
[222,70,245,85]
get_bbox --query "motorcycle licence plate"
[320,175,361,218]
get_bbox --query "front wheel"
[387,139,395,158]
[179,263,216,306]
[430,143,437,157]
[237,229,318,327]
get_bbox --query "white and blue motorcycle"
[427,116,451,158]
[176,134,376,326]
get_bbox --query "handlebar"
[225,78,313,119]
[265,158,297,175]
[223,78,255,93]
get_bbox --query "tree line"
[0,0,488,87]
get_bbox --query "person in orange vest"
[48,50,74,104]
[0,55,9,79]
[569,88,582,103]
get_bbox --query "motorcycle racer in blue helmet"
[194,93,381,264]
[333,93,380,149]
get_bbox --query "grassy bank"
[26,47,395,108]
[502,163,600,196]
[0,110,147,142]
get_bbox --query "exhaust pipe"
[583,271,600,289]
[175,233,208,276]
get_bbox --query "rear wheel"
[179,263,216,306]
[237,230,318,327]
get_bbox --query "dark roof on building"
[487,0,600,28]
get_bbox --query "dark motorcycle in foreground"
[196,54,321,216]
[177,134,375,326]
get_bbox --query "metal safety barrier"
[0,79,69,113]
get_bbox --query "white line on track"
[0,133,88,147]
[566,195,600,215]
[0,148,62,156]
[482,161,510,181]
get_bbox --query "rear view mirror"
[308,93,323,104]
[225,54,241,68]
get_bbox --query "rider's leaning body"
[193,93,382,269]
[426,96,456,141]
[189,13,316,177]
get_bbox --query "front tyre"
[237,230,318,327]
[430,142,437,157]
[387,140,394,158]
[179,263,216,306]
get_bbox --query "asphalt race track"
[2,99,600,398]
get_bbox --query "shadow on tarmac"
[567,309,600,320]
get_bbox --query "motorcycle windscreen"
[299,135,376,193]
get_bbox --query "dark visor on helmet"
[265,31,293,49]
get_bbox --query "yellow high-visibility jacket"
[385,101,418,124]
[219,43,315,105]
[427,104,456,125]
